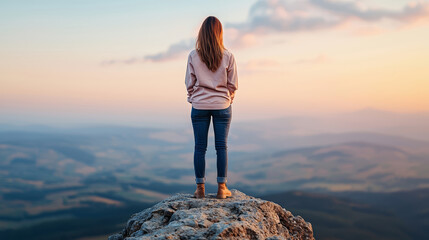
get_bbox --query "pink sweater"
[185,49,238,110]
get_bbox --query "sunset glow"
[1,0,429,127]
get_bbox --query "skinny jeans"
[191,105,232,184]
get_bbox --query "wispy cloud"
[143,38,195,62]
[102,0,429,65]
[227,0,341,34]
[309,0,429,22]
[100,38,195,66]
[227,0,429,39]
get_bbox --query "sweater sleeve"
[227,53,238,103]
[185,53,197,103]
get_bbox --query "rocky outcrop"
[109,189,315,240]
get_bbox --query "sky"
[1,0,429,128]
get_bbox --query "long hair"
[196,16,225,72]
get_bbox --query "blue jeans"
[191,105,232,184]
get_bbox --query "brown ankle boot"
[217,182,232,199]
[194,183,205,198]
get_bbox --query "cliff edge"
[108,189,315,240]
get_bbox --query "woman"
[185,16,238,199]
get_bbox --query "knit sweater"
[185,48,238,110]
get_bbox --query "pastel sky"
[1,0,429,127]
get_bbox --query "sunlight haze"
[1,0,429,127]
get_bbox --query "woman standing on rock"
[185,16,238,199]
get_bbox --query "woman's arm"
[227,53,238,103]
[185,54,197,103]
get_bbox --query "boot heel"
[216,194,226,199]
[217,182,231,199]
[194,183,205,198]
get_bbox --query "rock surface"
[109,189,315,240]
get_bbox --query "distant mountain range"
[1,187,427,240]
[0,112,428,239]
[261,188,429,240]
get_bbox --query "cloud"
[100,38,195,66]
[143,38,195,62]
[100,57,145,66]
[226,0,342,34]
[227,0,429,36]
[102,0,429,65]
[309,0,429,22]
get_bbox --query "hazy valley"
[1,109,428,239]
